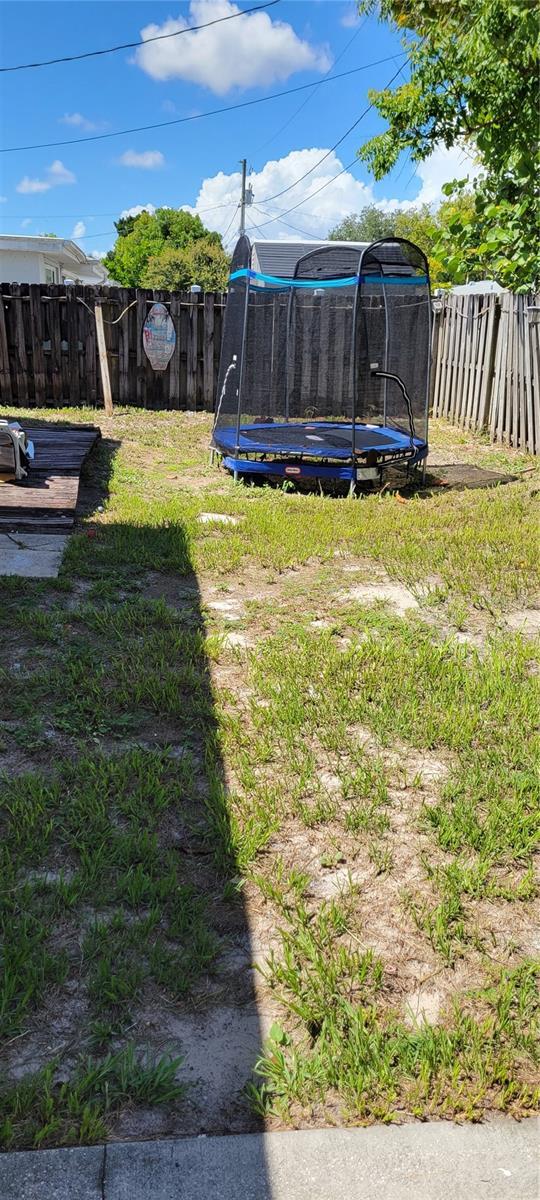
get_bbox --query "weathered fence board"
[0,283,226,412]
[2,282,539,453]
[432,291,540,453]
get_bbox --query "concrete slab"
[198,512,240,526]
[0,1144,104,1200]
[0,1119,537,1200]
[0,533,68,578]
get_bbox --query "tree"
[356,0,539,290]
[328,198,476,285]
[104,207,225,287]
[114,214,141,239]
[329,205,395,243]
[142,239,230,291]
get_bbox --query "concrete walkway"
[0,532,68,578]
[0,1119,537,1200]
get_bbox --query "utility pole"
[239,158,247,236]
[238,158,253,237]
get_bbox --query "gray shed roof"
[251,240,369,279]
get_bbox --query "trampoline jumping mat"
[214,421,422,460]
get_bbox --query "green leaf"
[268,1023,289,1046]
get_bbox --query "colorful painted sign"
[143,303,176,371]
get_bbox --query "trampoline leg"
[421,461,427,485]
[233,469,239,484]
[348,479,357,499]
[209,448,216,467]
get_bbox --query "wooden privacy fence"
[0,283,226,411]
[1,282,540,453]
[431,292,540,453]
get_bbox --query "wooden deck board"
[0,424,100,532]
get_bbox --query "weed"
[1,406,537,1141]
[0,1046,184,1150]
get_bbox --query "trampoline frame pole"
[382,281,390,429]
[284,285,296,424]
[350,251,363,480]
[235,277,251,455]
[424,291,433,448]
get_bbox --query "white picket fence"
[431,292,540,453]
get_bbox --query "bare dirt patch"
[505,609,540,637]
[341,582,419,615]
[122,1000,276,1139]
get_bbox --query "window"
[44,261,58,284]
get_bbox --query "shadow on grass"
[77,433,121,521]
[0,513,268,1176]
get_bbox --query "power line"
[75,230,116,240]
[246,154,363,230]
[258,59,407,206]
[253,205,318,240]
[0,202,237,220]
[9,204,240,244]
[245,218,269,240]
[228,139,377,246]
[221,206,241,247]
[0,0,281,73]
[252,13,369,160]
[2,55,406,154]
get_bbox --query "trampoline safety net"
[213,234,431,464]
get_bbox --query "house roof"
[0,234,88,266]
[251,239,369,279]
[450,280,505,295]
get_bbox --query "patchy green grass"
[0,1046,184,1150]
[6,406,539,610]
[0,407,538,1145]
[252,913,539,1123]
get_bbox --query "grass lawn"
[0,406,538,1148]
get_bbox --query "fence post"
[95,301,113,417]
[0,284,12,403]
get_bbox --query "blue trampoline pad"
[213,421,425,460]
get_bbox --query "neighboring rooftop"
[251,239,369,279]
[0,234,112,285]
[450,279,506,295]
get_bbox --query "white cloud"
[60,112,97,132]
[134,0,331,95]
[48,160,76,185]
[341,5,361,27]
[21,218,32,229]
[183,149,376,241]
[119,150,165,170]
[411,143,479,205]
[119,203,157,219]
[17,159,76,194]
[0,196,7,203]
[182,143,479,244]
[72,220,86,239]
[16,176,50,194]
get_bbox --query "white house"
[0,234,110,285]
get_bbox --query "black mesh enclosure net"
[356,238,431,442]
[212,235,431,468]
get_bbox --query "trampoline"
[212,235,431,491]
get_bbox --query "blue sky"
[0,1,469,254]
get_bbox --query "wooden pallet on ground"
[0,424,100,532]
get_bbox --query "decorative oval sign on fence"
[143,303,176,371]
